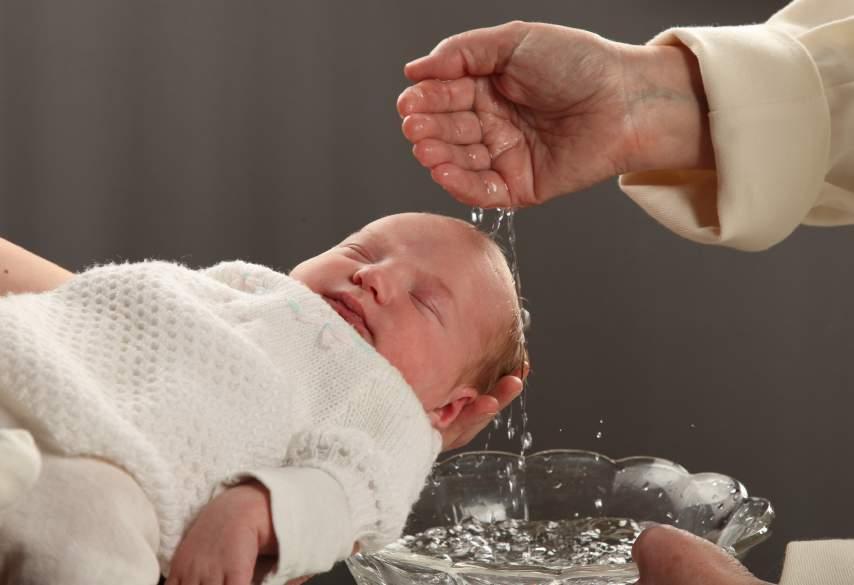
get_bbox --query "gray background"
[1,1,850,583]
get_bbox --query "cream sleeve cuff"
[247,467,354,584]
[779,540,854,585]
[619,24,831,251]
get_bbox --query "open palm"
[398,22,633,208]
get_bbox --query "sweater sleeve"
[232,345,441,584]
[779,540,854,585]
[241,424,440,584]
[242,467,354,584]
[618,0,854,251]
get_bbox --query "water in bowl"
[391,516,646,570]
[361,516,651,583]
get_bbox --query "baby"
[0,212,526,585]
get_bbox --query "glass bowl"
[346,449,774,585]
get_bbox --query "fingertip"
[412,141,434,167]
[430,163,463,195]
[633,524,733,583]
[403,56,430,81]
[406,50,467,82]
[632,523,679,577]
[474,393,500,413]
[396,91,410,118]
[401,114,425,142]
[397,85,425,117]
[430,162,456,181]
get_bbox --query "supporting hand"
[441,373,523,451]
[634,525,773,585]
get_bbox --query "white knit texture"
[0,260,441,570]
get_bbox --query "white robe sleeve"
[619,0,854,251]
[779,540,854,585]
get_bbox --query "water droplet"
[641,482,650,492]
[594,498,603,509]
[471,207,484,225]
[521,432,532,450]
[595,431,602,439]
[599,419,604,424]
[689,423,696,429]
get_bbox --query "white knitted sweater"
[0,260,441,573]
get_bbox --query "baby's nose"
[354,265,390,304]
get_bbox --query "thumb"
[634,525,766,585]
[404,21,530,81]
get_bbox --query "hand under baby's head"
[290,212,527,430]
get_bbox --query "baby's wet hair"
[439,214,530,394]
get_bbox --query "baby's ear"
[430,385,479,431]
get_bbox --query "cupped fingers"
[430,165,510,208]
[397,78,477,117]
[401,112,482,145]
[413,140,491,171]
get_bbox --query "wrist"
[225,481,278,555]
[618,43,714,173]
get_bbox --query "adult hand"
[634,524,773,585]
[398,22,712,208]
[441,373,523,451]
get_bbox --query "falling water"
[470,207,530,456]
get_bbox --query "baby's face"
[290,213,514,429]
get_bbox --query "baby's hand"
[166,481,275,585]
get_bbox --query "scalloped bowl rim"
[348,449,774,583]
[437,448,693,474]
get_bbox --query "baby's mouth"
[324,296,373,343]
